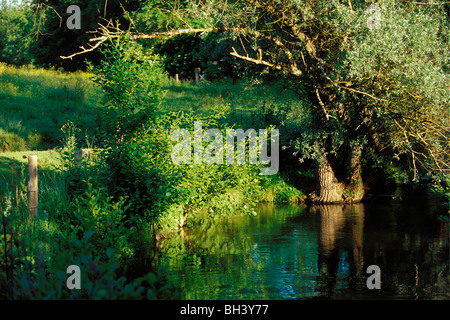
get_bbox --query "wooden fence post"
[27,155,38,218]
[74,148,90,167]
[195,68,201,85]
[175,73,179,85]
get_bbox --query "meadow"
[0,62,303,151]
[0,63,103,151]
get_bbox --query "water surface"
[144,191,449,300]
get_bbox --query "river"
[136,189,449,300]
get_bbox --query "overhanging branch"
[61,20,304,78]
[230,46,283,70]
[61,24,247,60]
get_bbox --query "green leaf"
[84,230,95,241]
[106,248,116,258]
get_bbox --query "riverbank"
[1,62,447,300]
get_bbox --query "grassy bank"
[0,63,306,299]
[0,158,181,299]
[0,63,103,151]
[0,62,306,215]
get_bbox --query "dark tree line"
[0,0,140,70]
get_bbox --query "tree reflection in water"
[133,195,448,300]
[314,204,366,298]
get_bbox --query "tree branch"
[230,47,283,70]
[315,88,337,121]
[61,24,247,60]
[342,87,388,102]
[255,33,302,76]
[61,19,304,78]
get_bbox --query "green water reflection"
[148,192,449,300]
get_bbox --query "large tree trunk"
[343,143,365,202]
[310,155,345,203]
[310,143,365,204]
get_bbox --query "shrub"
[89,35,168,224]
[0,164,180,300]
[0,129,26,151]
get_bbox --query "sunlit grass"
[0,63,304,152]
[159,78,302,129]
[0,150,62,178]
[0,63,103,151]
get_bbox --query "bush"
[89,35,168,223]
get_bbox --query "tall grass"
[0,152,67,298]
[159,78,302,130]
[0,63,103,151]
[0,145,180,299]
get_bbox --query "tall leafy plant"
[90,36,167,222]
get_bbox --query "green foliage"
[89,36,170,222]
[0,139,180,300]
[90,38,164,146]
[0,2,34,65]
[327,0,450,178]
[259,174,305,204]
[52,120,136,262]
[150,110,305,234]
[0,208,179,299]
[140,0,449,187]
[131,0,212,33]
[68,180,135,261]
[88,36,304,233]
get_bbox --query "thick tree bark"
[310,143,365,204]
[310,155,345,203]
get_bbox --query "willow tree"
[63,0,450,203]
